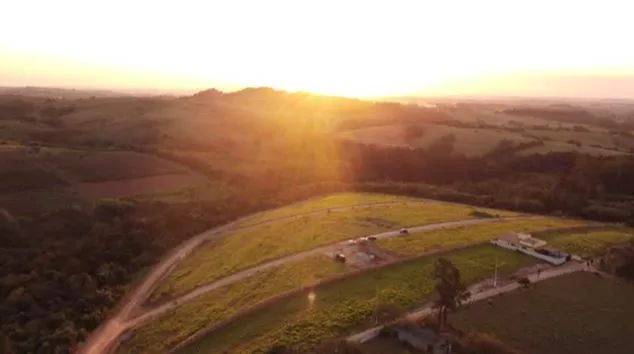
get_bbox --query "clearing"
[152,197,518,299]
[453,272,634,354]
[173,245,536,354]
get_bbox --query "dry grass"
[453,272,634,354]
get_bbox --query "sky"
[1,0,634,98]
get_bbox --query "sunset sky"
[2,0,634,98]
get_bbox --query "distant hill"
[0,86,126,99]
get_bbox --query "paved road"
[347,261,587,344]
[79,203,533,354]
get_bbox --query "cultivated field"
[540,228,634,256]
[152,197,519,299]
[376,218,589,256]
[119,255,348,354]
[238,192,421,226]
[173,245,536,354]
[453,272,634,354]
[338,123,533,156]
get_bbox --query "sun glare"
[1,0,634,97]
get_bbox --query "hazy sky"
[2,0,634,98]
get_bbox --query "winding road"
[79,201,536,354]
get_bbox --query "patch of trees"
[338,140,634,223]
[0,179,355,353]
[502,107,634,130]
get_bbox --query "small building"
[491,232,570,265]
[394,325,452,354]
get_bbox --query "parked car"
[347,239,358,245]
[399,228,409,235]
[367,236,377,241]
[334,254,346,262]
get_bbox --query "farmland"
[238,192,421,226]
[540,228,634,256]
[174,245,536,354]
[376,217,589,256]
[119,255,348,354]
[152,197,519,299]
[2,89,634,354]
[453,272,634,354]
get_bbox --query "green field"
[152,200,518,299]
[453,272,634,354]
[238,192,420,226]
[376,218,588,256]
[542,228,634,257]
[119,256,348,354]
[175,245,535,354]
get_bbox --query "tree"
[432,257,469,329]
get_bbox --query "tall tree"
[432,257,469,329]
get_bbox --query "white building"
[490,232,570,265]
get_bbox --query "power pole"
[493,254,499,288]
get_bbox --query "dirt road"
[79,201,412,353]
[79,204,533,354]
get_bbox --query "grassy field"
[152,200,518,299]
[541,228,634,257]
[453,272,634,354]
[175,245,535,354]
[376,217,589,256]
[338,123,533,156]
[119,256,348,354]
[238,192,420,226]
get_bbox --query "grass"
[541,228,634,257]
[152,200,518,300]
[338,123,533,157]
[238,192,420,226]
[377,218,589,256]
[118,256,348,354]
[453,272,634,354]
[175,245,536,354]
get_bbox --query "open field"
[337,119,633,157]
[119,255,348,354]
[338,123,533,156]
[175,245,536,354]
[0,143,209,202]
[453,272,634,354]
[376,218,589,256]
[153,200,519,299]
[238,192,421,226]
[541,228,634,257]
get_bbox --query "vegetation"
[175,245,535,354]
[453,272,634,354]
[541,228,634,257]
[0,183,352,353]
[376,217,588,256]
[119,256,347,354]
[432,258,469,329]
[238,192,418,226]
[2,89,634,352]
[153,200,515,299]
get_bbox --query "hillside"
[1,88,634,353]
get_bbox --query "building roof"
[498,232,547,249]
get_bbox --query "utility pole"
[493,254,499,288]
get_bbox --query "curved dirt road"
[79,200,415,353]
[80,201,534,354]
